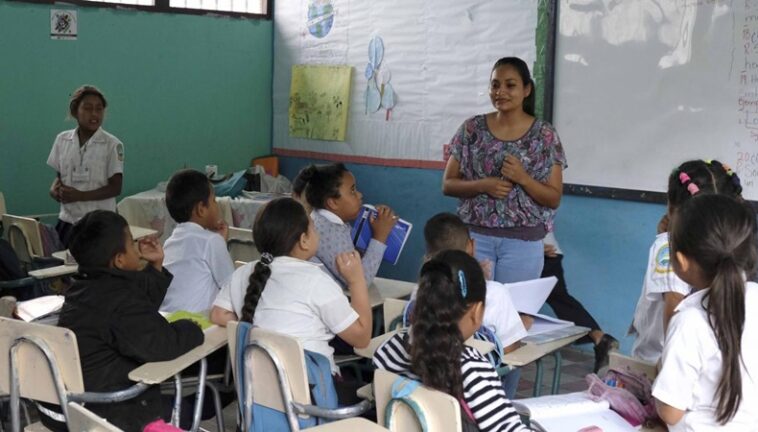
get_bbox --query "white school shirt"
[630,233,691,363]
[652,282,758,431]
[411,280,526,348]
[161,222,234,313]
[213,256,359,373]
[46,128,124,224]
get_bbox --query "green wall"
[0,0,272,216]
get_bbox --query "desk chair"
[227,322,372,431]
[0,194,6,224]
[1,215,62,273]
[227,227,261,263]
[307,418,388,431]
[67,402,123,432]
[374,369,462,432]
[382,298,409,333]
[0,317,149,432]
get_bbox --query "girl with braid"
[373,250,529,432]
[630,159,744,363]
[210,198,372,387]
[653,194,758,430]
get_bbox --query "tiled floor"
[515,346,596,399]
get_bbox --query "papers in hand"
[513,392,638,432]
[16,295,64,322]
[350,204,412,265]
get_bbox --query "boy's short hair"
[69,210,128,268]
[423,213,471,256]
[166,169,212,223]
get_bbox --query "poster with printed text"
[50,9,77,40]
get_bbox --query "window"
[18,0,268,18]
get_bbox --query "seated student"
[542,232,618,372]
[296,163,396,287]
[374,250,529,431]
[653,194,758,431]
[421,212,529,399]
[210,198,372,402]
[39,210,203,432]
[161,169,235,313]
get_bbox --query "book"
[16,295,64,322]
[350,204,413,265]
[522,324,591,345]
[513,392,640,432]
[503,276,558,315]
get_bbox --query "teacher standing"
[443,57,566,283]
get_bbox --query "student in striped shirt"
[373,250,529,432]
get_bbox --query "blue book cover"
[350,205,412,265]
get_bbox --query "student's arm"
[49,176,62,202]
[210,306,238,327]
[335,252,372,348]
[59,173,123,203]
[662,292,685,332]
[315,221,379,287]
[442,157,513,199]
[656,400,685,425]
[501,158,563,209]
[207,234,235,289]
[135,265,172,309]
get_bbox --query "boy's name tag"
[72,166,91,183]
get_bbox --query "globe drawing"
[307,0,334,39]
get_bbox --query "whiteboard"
[554,0,758,201]
[272,0,539,167]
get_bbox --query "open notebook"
[513,392,640,432]
[503,276,576,338]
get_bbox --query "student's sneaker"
[593,333,620,373]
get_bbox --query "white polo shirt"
[47,128,124,224]
[161,222,234,313]
[411,279,526,348]
[652,282,758,431]
[631,233,691,363]
[213,256,359,373]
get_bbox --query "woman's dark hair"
[411,249,486,398]
[298,163,349,210]
[240,197,310,323]
[668,159,743,212]
[69,85,108,117]
[69,210,128,268]
[165,169,212,223]
[669,194,758,424]
[492,57,535,116]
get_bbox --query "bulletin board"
[272,0,546,169]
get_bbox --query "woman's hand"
[480,177,513,199]
[500,155,529,185]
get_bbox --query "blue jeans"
[470,232,544,283]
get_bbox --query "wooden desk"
[28,264,77,279]
[504,332,587,397]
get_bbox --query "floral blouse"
[449,114,567,234]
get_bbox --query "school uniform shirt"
[411,280,527,348]
[311,208,386,288]
[161,222,235,313]
[652,282,758,431]
[46,127,124,224]
[213,256,359,373]
[373,329,529,432]
[42,265,204,432]
[630,232,691,363]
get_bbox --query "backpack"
[585,368,658,427]
[235,322,339,431]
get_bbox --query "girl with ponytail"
[373,250,529,431]
[653,194,758,430]
[210,198,373,379]
[631,159,744,363]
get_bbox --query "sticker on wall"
[364,36,397,120]
[307,0,335,39]
[50,9,77,40]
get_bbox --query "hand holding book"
[369,205,397,243]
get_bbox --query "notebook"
[351,204,413,265]
[16,295,64,322]
[164,310,214,331]
[513,392,640,432]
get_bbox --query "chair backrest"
[228,227,261,263]
[374,369,462,432]
[0,317,85,403]
[67,402,123,432]
[383,298,409,333]
[0,193,6,218]
[2,214,44,260]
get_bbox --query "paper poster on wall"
[364,36,397,120]
[300,0,348,64]
[288,65,352,141]
[307,0,334,38]
[50,9,77,40]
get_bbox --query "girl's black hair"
[69,85,108,117]
[669,194,758,424]
[240,198,310,323]
[298,163,349,210]
[411,249,486,397]
[492,57,535,116]
[668,159,743,212]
